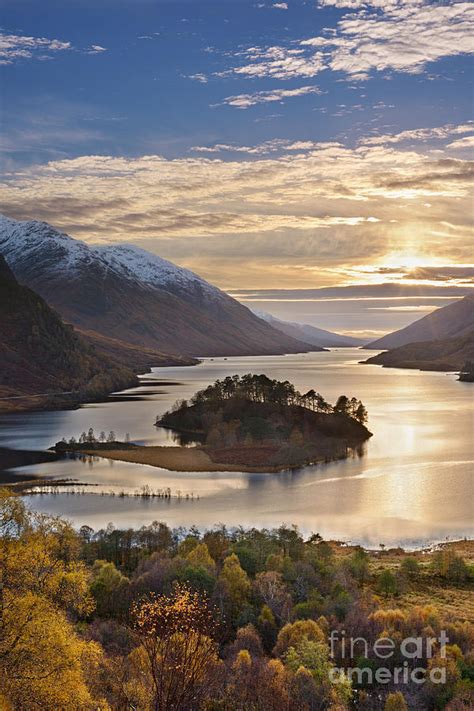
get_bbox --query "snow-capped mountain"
[0,215,313,358]
[95,243,220,298]
[0,215,218,299]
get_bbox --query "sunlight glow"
[381,252,445,269]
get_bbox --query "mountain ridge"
[0,253,138,411]
[252,309,367,348]
[365,295,474,350]
[363,331,474,373]
[0,214,314,358]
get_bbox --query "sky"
[0,0,473,336]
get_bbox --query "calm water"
[1,350,473,547]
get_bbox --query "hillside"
[0,215,313,357]
[76,328,198,371]
[0,254,138,410]
[253,309,367,348]
[365,295,474,350]
[363,331,474,373]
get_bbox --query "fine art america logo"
[329,630,449,685]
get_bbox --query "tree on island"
[185,373,368,425]
[157,374,371,467]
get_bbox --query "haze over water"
[2,350,472,548]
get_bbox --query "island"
[54,374,370,475]
[54,375,371,473]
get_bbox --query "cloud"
[328,2,474,77]
[0,32,72,65]
[404,266,474,284]
[191,139,338,155]
[230,285,471,300]
[223,46,326,80]
[0,31,107,64]
[360,123,474,147]
[255,1,289,7]
[86,45,107,54]
[224,2,474,81]
[317,0,399,7]
[447,135,474,150]
[187,73,208,83]
[191,142,285,155]
[219,85,323,108]
[0,122,472,288]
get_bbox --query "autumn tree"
[273,618,326,658]
[286,637,352,708]
[90,559,130,617]
[384,691,408,710]
[0,489,102,709]
[219,649,290,710]
[217,552,251,620]
[126,584,220,710]
[185,542,216,574]
[255,570,291,622]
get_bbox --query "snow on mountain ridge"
[0,214,219,298]
[96,243,220,296]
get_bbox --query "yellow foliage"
[234,648,252,671]
[128,585,220,710]
[273,619,326,657]
[185,542,216,573]
[384,691,408,711]
[0,491,99,709]
[219,553,251,607]
[0,591,101,709]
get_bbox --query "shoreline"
[0,447,60,473]
[77,443,349,473]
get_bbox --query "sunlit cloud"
[447,135,474,151]
[0,122,472,289]
[360,123,474,147]
[191,138,331,154]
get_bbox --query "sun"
[380,252,444,270]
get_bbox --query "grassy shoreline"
[77,443,349,473]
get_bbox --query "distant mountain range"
[365,295,474,350]
[0,215,312,358]
[363,331,474,372]
[252,310,367,348]
[0,254,139,410]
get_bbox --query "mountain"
[362,331,474,373]
[76,329,198,371]
[253,310,367,348]
[365,295,474,350]
[0,215,313,358]
[0,254,138,410]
